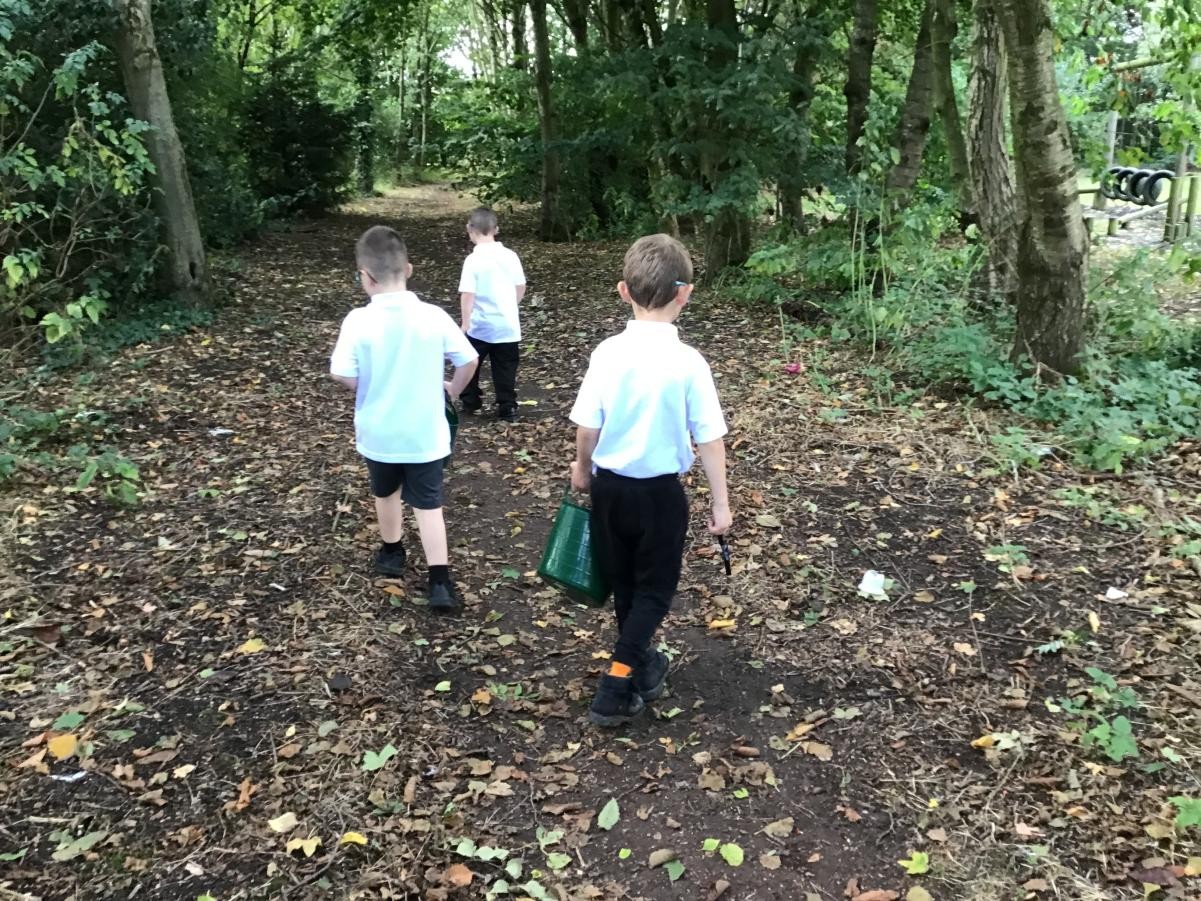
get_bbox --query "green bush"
[740,208,1201,473]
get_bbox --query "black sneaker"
[375,546,407,576]
[634,649,669,701]
[589,675,645,727]
[498,407,517,423]
[461,399,482,414]
[427,580,461,614]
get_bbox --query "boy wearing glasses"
[458,207,527,422]
[330,226,478,612]
[569,234,733,726]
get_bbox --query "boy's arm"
[516,284,526,302]
[459,292,475,332]
[445,358,478,399]
[697,438,732,534]
[572,427,600,492]
[331,374,358,391]
[329,314,359,392]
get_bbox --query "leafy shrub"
[1,4,158,346]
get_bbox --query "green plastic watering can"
[444,393,459,468]
[537,488,610,607]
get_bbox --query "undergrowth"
[738,208,1201,474]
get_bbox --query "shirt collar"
[624,319,679,340]
[370,290,418,307]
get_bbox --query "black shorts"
[364,458,444,509]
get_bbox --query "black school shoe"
[634,649,669,701]
[461,399,482,414]
[589,675,645,727]
[498,406,517,423]
[375,546,407,576]
[427,580,461,614]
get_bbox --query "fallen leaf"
[755,514,783,528]
[1088,610,1101,633]
[340,831,368,846]
[801,741,833,761]
[285,836,321,857]
[268,812,299,833]
[925,827,946,842]
[648,848,677,868]
[443,863,474,887]
[237,637,265,654]
[764,817,794,838]
[952,642,977,657]
[47,733,78,760]
[905,889,933,901]
[898,850,930,874]
[597,798,620,830]
[708,619,736,630]
[760,853,782,870]
[853,892,900,901]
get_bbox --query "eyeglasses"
[354,269,376,287]
[673,280,689,288]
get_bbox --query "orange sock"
[608,661,633,678]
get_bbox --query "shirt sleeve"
[442,312,479,367]
[569,355,605,430]
[457,256,476,294]
[686,356,728,444]
[329,313,359,378]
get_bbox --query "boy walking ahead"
[331,226,479,612]
[458,207,526,422]
[569,234,732,726]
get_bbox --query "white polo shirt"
[570,320,727,478]
[458,241,526,344]
[330,291,478,464]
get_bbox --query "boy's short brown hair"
[356,225,409,284]
[468,207,499,235]
[622,234,693,310]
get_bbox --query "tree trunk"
[844,0,877,175]
[885,0,936,199]
[355,54,375,195]
[560,0,589,50]
[931,0,972,216]
[512,0,529,66]
[967,0,1018,303]
[112,0,209,308]
[700,0,751,273]
[779,5,834,231]
[995,0,1087,374]
[530,0,569,240]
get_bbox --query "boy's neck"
[368,281,408,297]
[630,302,680,325]
[471,233,498,245]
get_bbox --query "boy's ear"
[405,261,414,281]
[675,283,694,307]
[616,280,634,306]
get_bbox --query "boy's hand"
[708,502,733,535]
[444,380,457,399]
[570,461,591,492]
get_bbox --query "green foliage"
[1054,667,1143,763]
[1,5,158,343]
[741,206,1201,472]
[0,401,141,505]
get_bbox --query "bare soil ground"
[2,186,1200,901]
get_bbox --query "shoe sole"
[376,563,406,577]
[589,697,646,727]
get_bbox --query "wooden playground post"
[1187,174,1201,238]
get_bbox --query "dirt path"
[2,186,1199,901]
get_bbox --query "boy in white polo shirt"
[569,233,732,726]
[458,207,526,422]
[330,225,479,612]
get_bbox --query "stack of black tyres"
[1102,166,1174,206]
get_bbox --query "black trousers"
[590,469,688,668]
[461,336,519,413]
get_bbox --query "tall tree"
[967,0,1017,303]
[779,6,837,231]
[112,0,209,308]
[885,0,936,199]
[931,0,972,215]
[530,0,569,239]
[995,0,1087,373]
[701,0,752,272]
[844,0,878,174]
